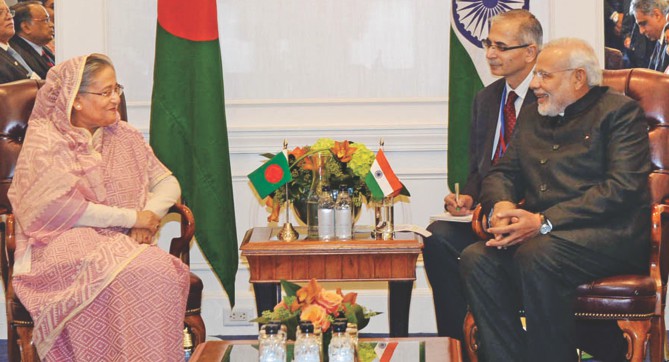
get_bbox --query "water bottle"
[318,186,335,240]
[328,319,354,362]
[258,322,286,362]
[345,322,358,348]
[295,321,321,362]
[335,185,353,240]
[183,327,193,362]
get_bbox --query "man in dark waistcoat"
[460,38,651,362]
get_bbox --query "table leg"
[253,283,281,319]
[388,280,413,337]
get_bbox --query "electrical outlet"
[223,307,254,326]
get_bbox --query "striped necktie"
[42,49,54,67]
[492,91,519,164]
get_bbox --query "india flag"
[365,149,402,201]
[447,0,529,191]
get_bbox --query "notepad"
[429,212,473,223]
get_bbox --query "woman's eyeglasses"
[80,84,124,98]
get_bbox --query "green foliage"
[281,280,301,297]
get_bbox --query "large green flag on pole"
[447,1,529,191]
[150,0,238,306]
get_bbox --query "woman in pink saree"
[7,54,190,361]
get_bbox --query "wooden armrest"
[471,205,493,241]
[649,203,669,312]
[471,200,526,241]
[0,212,12,293]
[167,204,195,266]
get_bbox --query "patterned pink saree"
[7,55,189,361]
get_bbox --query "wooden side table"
[240,227,423,337]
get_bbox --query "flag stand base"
[278,222,299,241]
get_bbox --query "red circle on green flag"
[158,0,219,41]
[265,165,284,184]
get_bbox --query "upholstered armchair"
[0,79,205,362]
[464,68,669,362]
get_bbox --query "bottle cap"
[265,322,280,335]
[299,320,314,333]
[332,319,348,332]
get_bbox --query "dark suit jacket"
[462,77,537,204]
[9,37,52,79]
[481,87,650,266]
[0,47,31,84]
[604,0,626,50]
[649,22,669,72]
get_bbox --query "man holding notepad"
[423,9,542,345]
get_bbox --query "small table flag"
[248,152,292,199]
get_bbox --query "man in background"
[630,0,669,71]
[423,8,541,347]
[10,1,53,79]
[0,0,37,83]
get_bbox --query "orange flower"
[315,288,343,314]
[300,304,330,332]
[332,140,357,163]
[290,146,306,159]
[289,298,302,313]
[296,279,323,305]
[337,288,358,305]
[273,300,289,312]
[266,197,281,222]
[291,146,316,170]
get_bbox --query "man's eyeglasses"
[533,68,579,81]
[31,17,51,24]
[482,38,531,52]
[0,9,15,18]
[80,84,124,98]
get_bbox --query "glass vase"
[373,196,394,240]
[306,151,330,240]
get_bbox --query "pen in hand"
[455,182,460,211]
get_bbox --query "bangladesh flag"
[150,0,238,306]
[248,152,292,199]
[448,0,529,191]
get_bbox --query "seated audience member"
[7,53,189,361]
[10,1,54,79]
[460,38,650,361]
[423,8,541,345]
[605,0,626,51]
[630,0,669,71]
[39,0,53,52]
[0,0,38,83]
[620,0,656,68]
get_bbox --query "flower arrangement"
[265,138,375,222]
[252,279,380,340]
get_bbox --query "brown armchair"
[464,68,669,362]
[0,79,205,361]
